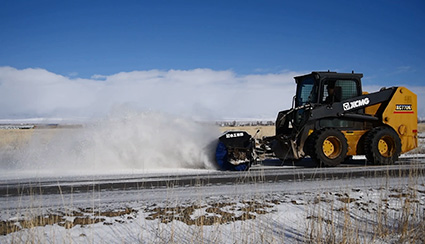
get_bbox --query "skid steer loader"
[216,71,418,170]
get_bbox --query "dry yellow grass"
[0,128,64,149]
[0,122,423,150]
[0,129,34,148]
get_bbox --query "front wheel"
[364,127,401,165]
[308,128,348,167]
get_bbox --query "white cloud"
[0,67,100,118]
[1,66,423,121]
[0,66,301,120]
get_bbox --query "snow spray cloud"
[0,109,221,176]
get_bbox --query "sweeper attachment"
[215,131,256,171]
[216,71,418,171]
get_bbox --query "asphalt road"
[1,157,424,197]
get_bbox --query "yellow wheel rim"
[322,136,341,159]
[378,136,394,157]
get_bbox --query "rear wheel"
[309,128,348,166]
[364,127,401,165]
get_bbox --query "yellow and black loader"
[216,71,418,170]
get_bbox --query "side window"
[335,80,358,100]
[322,79,359,103]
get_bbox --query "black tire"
[308,128,348,166]
[364,127,401,165]
[344,155,353,164]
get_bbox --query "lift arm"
[309,87,396,121]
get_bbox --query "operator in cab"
[324,81,341,104]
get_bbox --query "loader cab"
[294,71,363,107]
[293,71,363,128]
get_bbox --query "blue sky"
[0,0,424,119]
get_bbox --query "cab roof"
[294,71,363,83]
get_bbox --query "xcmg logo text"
[343,98,370,111]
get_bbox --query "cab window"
[296,76,317,107]
[321,79,359,103]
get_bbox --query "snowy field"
[1,171,424,243]
[0,115,424,243]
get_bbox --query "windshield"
[295,76,317,107]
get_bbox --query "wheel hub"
[322,136,341,159]
[378,136,394,157]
